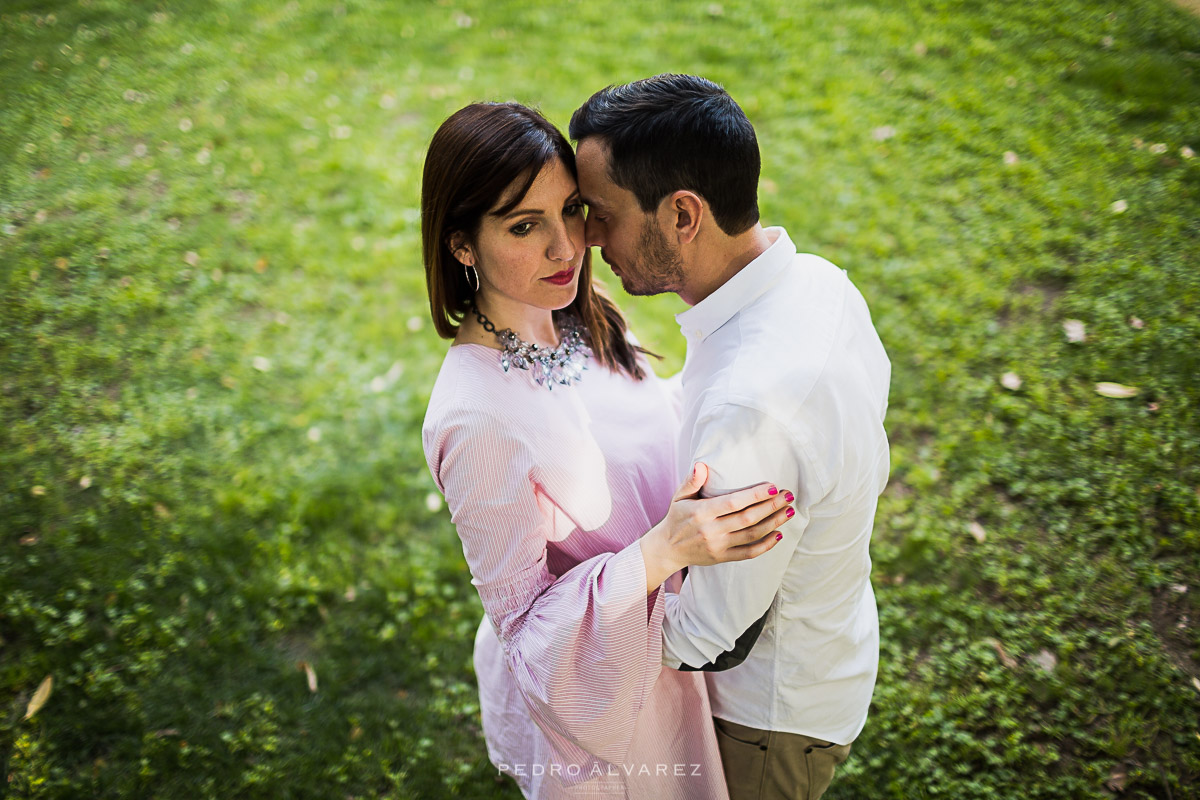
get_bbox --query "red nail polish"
[786,507,795,519]
[775,532,783,541]
[785,492,795,504]
[768,486,778,496]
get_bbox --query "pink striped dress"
[422,342,729,800]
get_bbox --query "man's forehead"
[575,138,623,207]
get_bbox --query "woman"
[420,103,793,799]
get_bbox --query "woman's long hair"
[421,102,648,380]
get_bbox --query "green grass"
[2,0,1199,797]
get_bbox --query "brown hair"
[421,102,650,380]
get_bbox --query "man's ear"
[446,232,473,266]
[666,190,704,245]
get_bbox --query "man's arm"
[662,403,820,670]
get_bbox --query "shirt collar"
[676,226,795,343]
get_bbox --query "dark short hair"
[420,102,648,379]
[569,74,760,235]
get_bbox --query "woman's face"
[459,157,585,320]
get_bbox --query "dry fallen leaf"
[298,661,318,693]
[1062,319,1086,343]
[24,675,53,720]
[1106,766,1127,792]
[984,638,1018,669]
[968,521,987,543]
[1000,372,1022,391]
[1095,382,1139,399]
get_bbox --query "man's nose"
[584,213,604,248]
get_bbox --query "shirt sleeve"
[661,402,821,670]
[427,406,666,767]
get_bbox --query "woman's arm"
[424,406,791,764]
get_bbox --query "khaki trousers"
[713,716,852,800]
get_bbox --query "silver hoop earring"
[464,263,480,293]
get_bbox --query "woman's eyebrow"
[500,207,545,220]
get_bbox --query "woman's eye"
[510,221,534,236]
[564,202,584,217]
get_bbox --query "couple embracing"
[420,74,890,800]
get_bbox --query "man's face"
[575,138,684,297]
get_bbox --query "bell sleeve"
[424,406,667,769]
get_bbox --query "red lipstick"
[541,267,576,286]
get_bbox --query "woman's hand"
[640,462,795,594]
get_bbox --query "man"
[570,74,891,800]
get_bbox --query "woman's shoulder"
[424,345,562,436]
[426,345,506,421]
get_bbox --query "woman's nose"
[548,221,579,262]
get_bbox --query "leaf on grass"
[299,661,318,693]
[1062,319,1086,343]
[24,675,53,720]
[968,521,987,543]
[1032,649,1057,672]
[1192,676,1200,694]
[984,638,1018,669]
[1095,382,1139,398]
[1000,372,1022,391]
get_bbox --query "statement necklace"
[471,304,591,390]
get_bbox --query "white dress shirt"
[662,226,891,745]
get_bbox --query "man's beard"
[609,218,684,297]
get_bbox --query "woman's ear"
[447,232,473,266]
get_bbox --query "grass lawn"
[3,0,1199,797]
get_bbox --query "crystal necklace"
[471,303,591,390]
